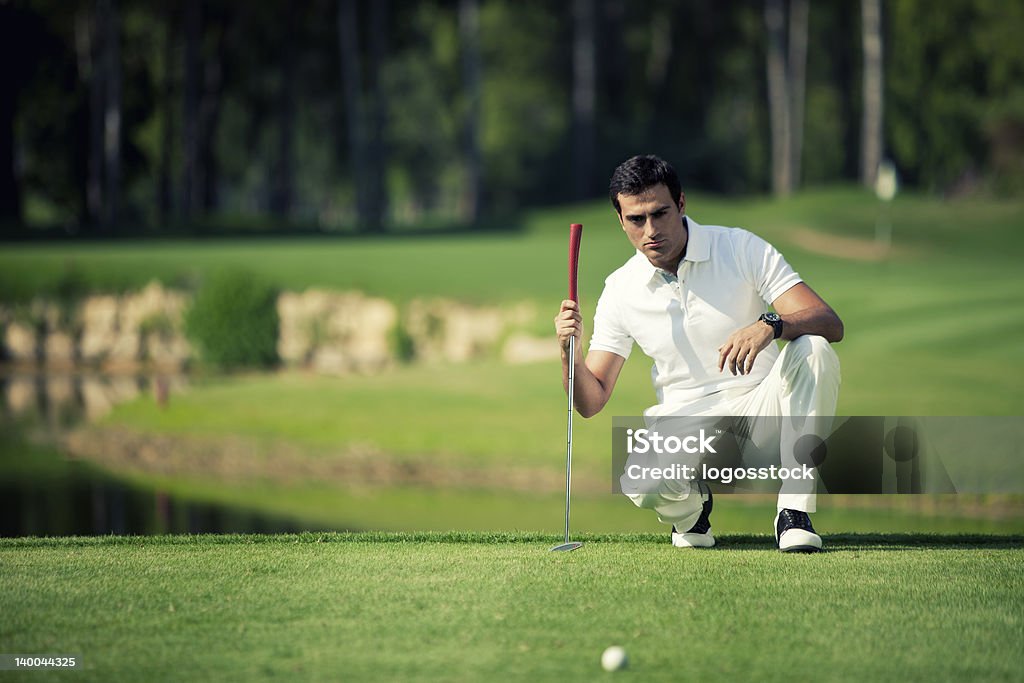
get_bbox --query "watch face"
[760,312,782,338]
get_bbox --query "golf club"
[551,223,584,552]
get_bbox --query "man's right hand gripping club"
[554,299,626,419]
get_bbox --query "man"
[554,155,843,552]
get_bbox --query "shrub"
[184,269,279,369]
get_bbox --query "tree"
[571,0,596,200]
[181,0,200,220]
[366,0,388,228]
[788,0,808,190]
[458,0,482,223]
[764,0,792,196]
[157,2,174,227]
[0,3,27,226]
[860,0,883,187]
[100,0,121,231]
[270,13,295,219]
[338,0,388,231]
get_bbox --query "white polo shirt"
[589,217,802,411]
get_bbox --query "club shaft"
[564,336,575,544]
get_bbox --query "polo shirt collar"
[634,216,711,284]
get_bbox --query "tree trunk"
[788,0,808,190]
[84,6,104,226]
[0,4,23,226]
[572,0,596,200]
[338,0,370,231]
[199,24,224,213]
[764,0,791,196]
[270,35,294,220]
[602,0,627,125]
[181,0,200,221]
[158,2,174,227]
[366,0,388,230]
[458,0,482,223]
[100,0,121,232]
[861,0,884,187]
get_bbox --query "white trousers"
[625,335,841,531]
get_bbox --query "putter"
[551,223,584,552]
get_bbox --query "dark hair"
[608,155,682,215]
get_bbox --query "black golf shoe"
[774,508,823,552]
[670,483,714,548]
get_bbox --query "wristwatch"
[758,312,783,339]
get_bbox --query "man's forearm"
[561,351,610,418]
[780,307,844,343]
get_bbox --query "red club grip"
[568,223,583,303]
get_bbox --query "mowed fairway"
[3,187,1022,417]
[1,533,1021,682]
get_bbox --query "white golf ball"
[601,645,628,672]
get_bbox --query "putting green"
[2,533,1021,682]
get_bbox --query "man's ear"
[614,207,625,229]
[678,190,686,215]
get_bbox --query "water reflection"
[0,372,332,538]
[0,477,326,537]
[2,372,188,426]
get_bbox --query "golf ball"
[601,646,628,672]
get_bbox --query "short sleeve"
[743,232,803,304]
[588,280,633,360]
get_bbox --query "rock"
[120,281,187,332]
[323,293,397,372]
[103,281,191,370]
[45,375,77,423]
[5,376,38,414]
[108,376,142,403]
[278,290,397,373]
[310,347,348,375]
[146,334,192,371]
[104,331,141,369]
[45,375,75,407]
[502,333,560,364]
[276,291,314,365]
[43,331,76,368]
[404,299,505,363]
[3,321,38,364]
[79,295,120,364]
[80,377,114,420]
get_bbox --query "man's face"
[616,184,687,271]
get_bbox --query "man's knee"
[624,491,704,528]
[783,335,839,373]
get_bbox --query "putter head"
[550,541,584,552]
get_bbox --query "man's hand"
[554,300,584,358]
[553,300,626,418]
[718,321,775,375]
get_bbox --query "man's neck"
[652,216,688,273]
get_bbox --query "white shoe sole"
[774,513,823,553]
[671,530,715,548]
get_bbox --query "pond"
[0,372,331,537]
[4,373,1021,538]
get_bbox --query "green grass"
[6,185,1021,416]
[2,186,1022,302]
[88,364,1024,535]
[4,187,1024,534]
[2,533,1022,682]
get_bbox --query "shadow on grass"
[2,531,1022,550]
[699,533,1024,552]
